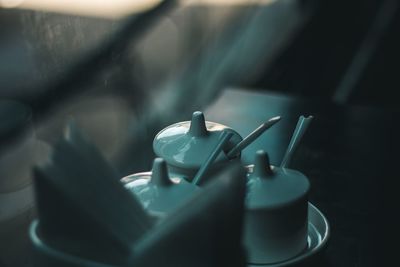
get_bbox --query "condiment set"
[29,124,248,267]
[29,110,329,267]
[123,111,330,265]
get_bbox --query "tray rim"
[248,202,330,267]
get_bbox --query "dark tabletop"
[206,88,399,267]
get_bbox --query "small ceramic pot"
[122,158,199,217]
[152,111,242,183]
[244,150,310,264]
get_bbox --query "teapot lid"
[123,158,199,214]
[153,111,242,169]
[246,150,310,209]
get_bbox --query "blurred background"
[1,0,399,266]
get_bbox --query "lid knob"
[151,158,172,187]
[189,111,208,137]
[253,150,273,178]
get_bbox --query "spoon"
[192,131,233,185]
[280,115,313,168]
[227,116,281,159]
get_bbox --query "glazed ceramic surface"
[246,167,310,208]
[244,151,310,264]
[247,202,330,267]
[153,111,242,180]
[121,158,199,216]
[123,172,198,215]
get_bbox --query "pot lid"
[123,158,199,214]
[246,150,310,209]
[153,111,242,169]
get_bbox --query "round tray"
[248,202,330,267]
[30,202,328,267]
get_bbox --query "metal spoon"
[280,115,313,168]
[227,116,281,159]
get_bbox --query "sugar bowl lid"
[246,150,310,209]
[153,111,242,169]
[123,158,199,214]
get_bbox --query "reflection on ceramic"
[192,131,233,185]
[121,158,199,216]
[248,202,330,267]
[153,111,242,181]
[244,151,310,264]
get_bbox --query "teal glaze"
[280,115,313,168]
[122,158,199,215]
[246,158,310,209]
[30,205,330,267]
[246,168,309,208]
[244,150,310,264]
[227,116,281,158]
[153,111,242,180]
[247,203,330,267]
[192,131,233,185]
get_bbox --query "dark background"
[1,0,399,266]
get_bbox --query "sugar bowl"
[244,150,310,264]
[122,158,199,217]
[153,111,243,183]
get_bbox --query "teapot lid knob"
[189,111,208,137]
[253,150,273,178]
[151,158,172,187]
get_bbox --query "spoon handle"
[227,116,281,159]
[193,131,233,185]
[280,115,313,168]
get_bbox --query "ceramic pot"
[152,111,242,183]
[244,150,310,264]
[122,158,199,217]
